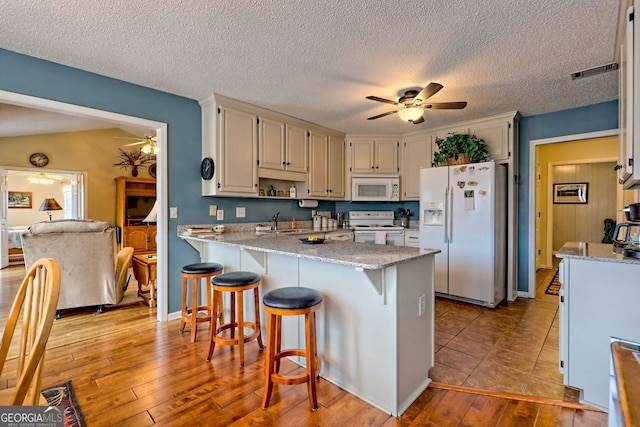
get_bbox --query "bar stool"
[261,287,323,411]
[207,271,263,366]
[179,262,224,343]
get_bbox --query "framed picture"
[8,191,32,208]
[553,182,588,204]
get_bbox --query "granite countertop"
[556,242,640,264]
[179,230,439,269]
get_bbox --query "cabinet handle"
[375,166,379,169]
[282,161,286,165]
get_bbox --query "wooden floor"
[0,264,607,426]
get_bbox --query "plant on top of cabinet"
[432,132,488,166]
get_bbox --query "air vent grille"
[571,63,619,80]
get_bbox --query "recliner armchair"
[22,219,132,315]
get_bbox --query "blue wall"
[517,101,618,292]
[0,48,619,305]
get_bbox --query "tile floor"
[430,258,581,402]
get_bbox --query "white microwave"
[351,175,400,202]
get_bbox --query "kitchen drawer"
[404,229,420,248]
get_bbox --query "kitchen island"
[557,242,640,411]
[180,230,439,416]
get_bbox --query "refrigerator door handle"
[448,186,453,243]
[443,187,449,244]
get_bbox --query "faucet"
[272,212,280,231]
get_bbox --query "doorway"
[528,130,619,297]
[0,90,168,322]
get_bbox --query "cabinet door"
[350,140,375,174]
[374,139,399,174]
[148,227,157,252]
[285,124,308,173]
[258,116,286,171]
[328,135,345,198]
[126,227,150,252]
[470,121,509,162]
[401,133,432,199]
[219,107,258,194]
[308,131,329,197]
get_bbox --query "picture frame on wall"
[553,182,588,204]
[8,191,32,208]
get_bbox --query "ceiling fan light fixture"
[397,107,423,122]
[141,142,157,155]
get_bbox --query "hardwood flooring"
[0,264,606,426]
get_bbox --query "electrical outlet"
[217,210,224,221]
[169,207,178,218]
[209,205,217,216]
[418,294,426,317]
[236,207,246,218]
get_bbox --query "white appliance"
[351,175,400,202]
[350,211,404,246]
[419,162,506,307]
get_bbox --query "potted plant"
[432,132,489,166]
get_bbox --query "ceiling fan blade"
[123,141,147,146]
[424,101,467,110]
[416,83,444,102]
[367,111,398,120]
[411,116,425,124]
[366,96,398,105]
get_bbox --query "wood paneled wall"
[552,162,616,250]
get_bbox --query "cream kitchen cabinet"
[258,116,308,176]
[400,132,433,200]
[470,121,510,162]
[308,131,345,198]
[349,138,399,175]
[200,94,259,196]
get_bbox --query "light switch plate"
[170,207,178,218]
[209,205,217,216]
[217,210,224,221]
[236,207,246,218]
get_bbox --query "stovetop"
[349,211,404,231]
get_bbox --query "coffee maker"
[614,203,640,258]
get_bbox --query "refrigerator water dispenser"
[422,201,444,225]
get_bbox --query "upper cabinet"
[308,131,345,199]
[200,93,345,198]
[201,97,259,196]
[400,132,433,200]
[349,138,399,175]
[617,1,640,189]
[258,116,308,180]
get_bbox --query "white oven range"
[350,211,405,246]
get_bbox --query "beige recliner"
[22,219,132,316]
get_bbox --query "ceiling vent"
[571,63,619,80]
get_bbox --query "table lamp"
[143,200,158,223]
[38,197,63,221]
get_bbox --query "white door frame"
[0,90,168,321]
[527,129,618,298]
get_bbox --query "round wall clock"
[29,153,49,167]
[148,163,157,178]
[201,157,214,180]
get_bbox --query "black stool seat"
[263,287,323,310]
[213,271,260,287]
[181,262,224,275]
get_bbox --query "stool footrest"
[213,322,261,345]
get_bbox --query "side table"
[132,254,157,308]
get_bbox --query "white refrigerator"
[419,162,506,308]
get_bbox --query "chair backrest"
[0,258,60,405]
[115,247,134,294]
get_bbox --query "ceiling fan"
[116,135,157,154]
[366,83,467,124]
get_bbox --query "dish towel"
[374,231,387,244]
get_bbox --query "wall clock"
[201,157,214,180]
[29,153,49,167]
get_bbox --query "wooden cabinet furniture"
[115,177,156,255]
[349,138,399,175]
[400,133,433,200]
[308,131,345,198]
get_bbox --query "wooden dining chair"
[0,258,61,405]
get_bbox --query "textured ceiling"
[0,0,621,136]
